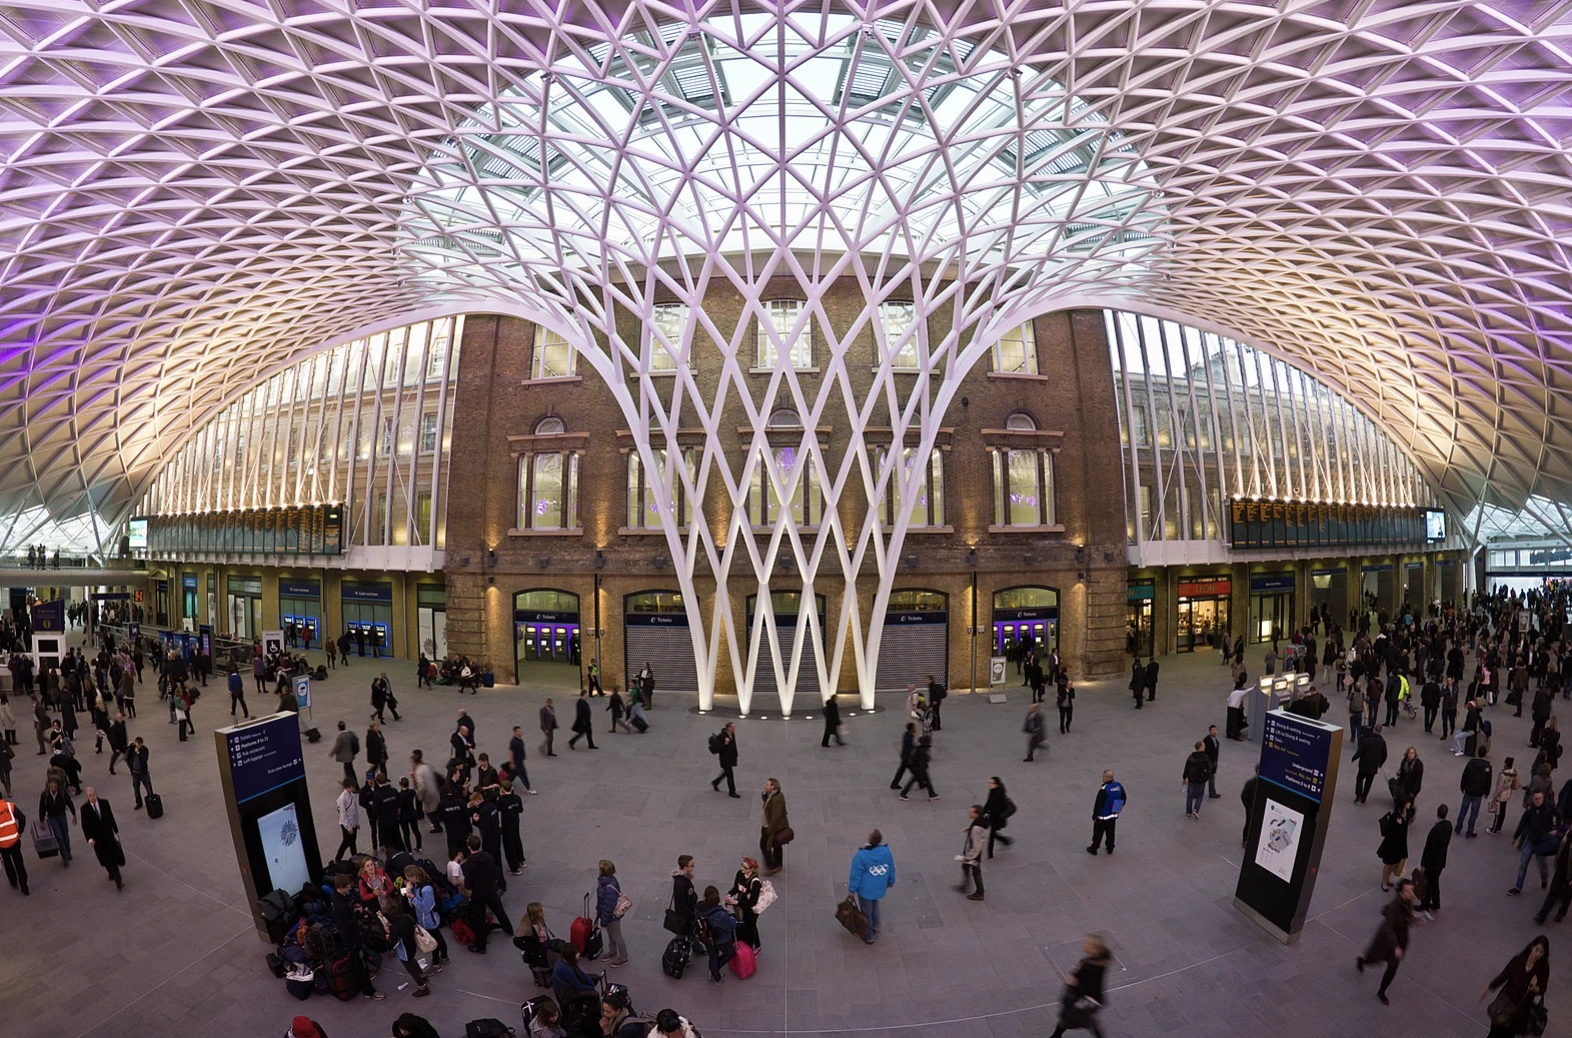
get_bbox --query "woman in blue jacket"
[848,830,896,945]
[699,886,738,982]
[595,860,630,967]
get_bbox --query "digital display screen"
[1425,510,1446,541]
[256,802,312,894]
[224,714,306,804]
[1260,712,1334,803]
[127,517,148,548]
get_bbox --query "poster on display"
[255,802,312,895]
[293,674,310,710]
[1254,798,1304,882]
[989,656,1007,686]
[261,629,284,657]
[128,622,140,641]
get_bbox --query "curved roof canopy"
[1,0,1571,549]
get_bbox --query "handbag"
[1523,998,1548,1037]
[414,925,438,955]
[834,894,867,938]
[1487,987,1521,1027]
[773,827,795,846]
[663,906,689,936]
[753,879,777,913]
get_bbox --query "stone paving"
[1,643,1565,1038]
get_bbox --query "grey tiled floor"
[2,644,1563,1037]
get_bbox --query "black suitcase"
[258,888,294,944]
[465,1020,515,1038]
[631,715,649,733]
[266,952,286,978]
[661,935,691,978]
[144,793,164,819]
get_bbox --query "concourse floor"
[1,648,1562,1038]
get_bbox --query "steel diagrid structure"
[0,3,1568,687]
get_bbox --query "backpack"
[1480,719,1493,737]
[708,732,724,755]
[931,683,947,703]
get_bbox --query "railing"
[0,551,148,570]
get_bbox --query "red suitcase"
[570,893,603,959]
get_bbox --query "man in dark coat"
[78,787,124,890]
[1416,803,1451,917]
[711,722,740,797]
[567,690,596,750]
[821,694,844,748]
[1145,658,1160,702]
[1239,765,1261,849]
[1351,725,1388,804]
[1129,659,1146,709]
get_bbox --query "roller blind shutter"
[623,616,700,694]
[874,612,948,693]
[749,619,824,702]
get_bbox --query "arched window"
[516,416,579,531]
[767,408,802,428]
[991,416,1055,528]
[1006,412,1036,431]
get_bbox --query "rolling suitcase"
[630,714,648,733]
[729,941,757,979]
[258,888,295,945]
[327,952,359,1001]
[32,821,59,858]
[144,793,164,819]
[571,892,603,959]
[661,935,691,979]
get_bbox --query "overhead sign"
[222,713,307,805]
[29,600,65,633]
[1259,711,1333,803]
[261,630,284,657]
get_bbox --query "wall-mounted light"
[486,549,496,568]
[654,554,668,570]
[594,551,607,570]
[965,546,978,568]
[537,555,552,569]
[904,553,919,568]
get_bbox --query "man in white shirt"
[1226,677,1250,740]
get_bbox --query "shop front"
[280,580,322,650]
[1176,575,1230,652]
[874,589,948,692]
[181,574,199,629]
[992,586,1060,665]
[514,589,581,689]
[623,590,699,694]
[1127,580,1154,658]
[1248,572,1294,644]
[341,581,394,658]
[417,584,447,660]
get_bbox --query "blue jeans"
[858,895,882,942]
[48,814,71,862]
[1456,795,1481,835]
[1516,844,1550,891]
[1185,782,1206,815]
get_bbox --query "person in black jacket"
[78,787,124,890]
[38,776,75,865]
[900,735,937,800]
[1129,659,1145,710]
[983,776,1014,857]
[1457,749,1493,837]
[1145,658,1160,702]
[437,790,471,858]
[1535,830,1572,924]
[1049,934,1111,1038]
[1351,725,1388,804]
[710,723,739,798]
[670,854,698,936]
[497,787,525,875]
[889,723,916,790]
[1240,765,1261,849]
[1509,790,1562,895]
[1182,743,1211,818]
[381,900,434,997]
[460,834,514,952]
[1203,726,1222,799]
[1479,936,1550,1038]
[821,694,843,748]
[1393,746,1424,810]
[568,690,596,750]
[396,777,422,853]
[1416,803,1450,917]
[371,775,402,854]
[330,874,383,999]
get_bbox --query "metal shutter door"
[623,624,700,694]
[751,634,822,703]
[874,618,948,693]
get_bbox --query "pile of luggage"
[257,852,468,1002]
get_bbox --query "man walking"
[365,721,388,780]
[328,721,359,784]
[1240,764,1261,849]
[106,713,128,774]
[507,726,536,794]
[126,737,153,810]
[899,735,938,801]
[821,694,844,748]
[1416,803,1450,918]
[1087,769,1126,855]
[710,722,739,798]
[228,666,249,718]
[1509,789,1561,896]
[1023,702,1046,762]
[568,689,597,750]
[1352,724,1387,803]
[926,674,946,731]
[1182,741,1212,818]
[847,830,895,945]
[539,698,558,756]
[1204,725,1222,799]
[1145,657,1160,702]
[1456,747,1492,837]
[1129,659,1146,709]
[79,787,124,891]
[1057,677,1076,733]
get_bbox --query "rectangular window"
[750,445,818,525]
[420,411,438,452]
[992,321,1038,375]
[648,304,687,372]
[533,328,575,379]
[426,335,448,380]
[381,417,394,455]
[756,300,813,369]
[994,448,1050,527]
[416,491,432,544]
[880,446,943,526]
[531,453,564,529]
[879,301,920,370]
[627,448,695,528]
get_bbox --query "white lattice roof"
[2,0,1571,550]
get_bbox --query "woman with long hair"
[729,857,764,950]
[1480,936,1549,1038]
[983,777,1014,858]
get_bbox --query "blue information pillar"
[1235,708,1343,943]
